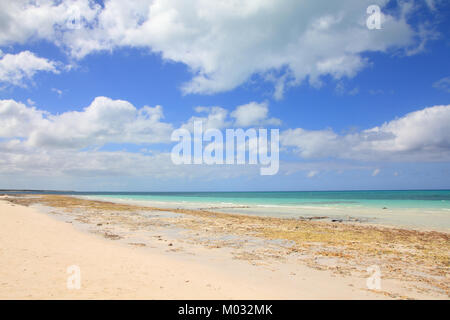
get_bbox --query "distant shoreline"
[2,188,450,193]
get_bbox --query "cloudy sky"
[0,0,449,191]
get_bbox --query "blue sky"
[0,0,449,191]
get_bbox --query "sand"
[0,197,448,299]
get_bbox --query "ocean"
[17,189,448,231]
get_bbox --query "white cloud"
[433,76,450,93]
[1,98,281,153]
[51,88,63,96]
[281,105,450,162]
[0,99,49,138]
[183,106,231,132]
[0,51,59,86]
[182,101,280,131]
[0,97,174,149]
[231,101,281,127]
[335,81,359,96]
[0,98,261,182]
[281,128,342,159]
[1,97,449,185]
[0,0,100,45]
[0,141,262,183]
[307,170,319,178]
[372,168,380,176]
[0,0,430,96]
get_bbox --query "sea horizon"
[2,188,450,193]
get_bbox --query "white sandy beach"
[0,199,410,300]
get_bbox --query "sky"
[0,0,449,191]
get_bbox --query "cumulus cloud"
[0,0,99,45]
[182,101,280,131]
[281,105,450,162]
[182,106,231,131]
[0,51,59,86]
[0,97,285,181]
[231,101,281,127]
[0,99,49,137]
[1,98,281,154]
[0,97,174,149]
[0,98,264,182]
[0,145,258,180]
[1,97,449,185]
[0,0,431,96]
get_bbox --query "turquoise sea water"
[8,190,449,231]
[79,190,450,209]
[71,190,450,231]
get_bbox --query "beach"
[1,0,449,305]
[0,194,448,299]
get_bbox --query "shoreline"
[74,194,450,234]
[73,194,450,233]
[0,194,448,299]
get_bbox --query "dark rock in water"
[103,232,122,240]
[298,216,328,221]
[129,242,146,247]
[382,207,388,209]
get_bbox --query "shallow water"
[70,190,450,231]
